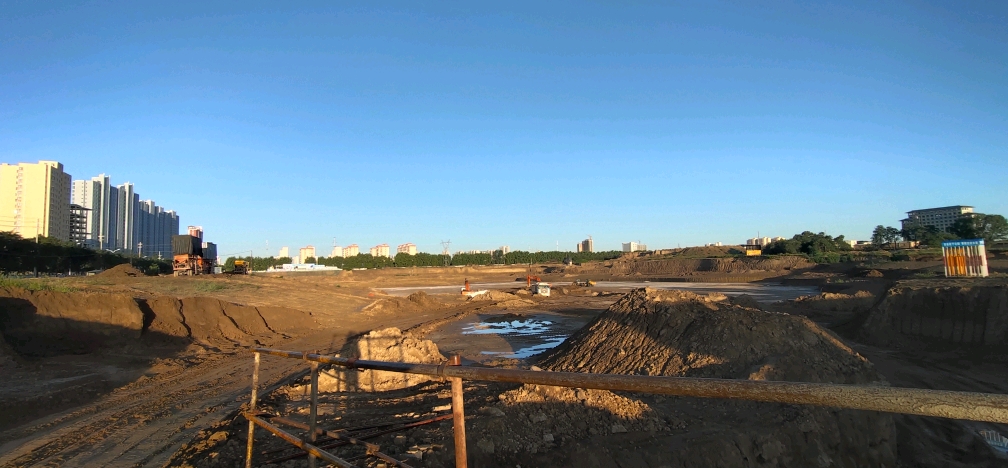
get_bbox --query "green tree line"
[0,231,171,275]
[762,231,852,263]
[223,250,623,272]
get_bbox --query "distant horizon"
[3,3,1005,257]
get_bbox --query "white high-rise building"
[72,175,178,256]
[71,174,118,250]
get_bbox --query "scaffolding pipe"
[245,412,357,468]
[244,351,260,468]
[253,348,1008,424]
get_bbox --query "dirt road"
[0,306,465,468]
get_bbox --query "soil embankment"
[0,286,317,430]
[567,255,814,280]
[0,286,317,356]
[859,283,1008,349]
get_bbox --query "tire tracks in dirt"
[0,307,469,467]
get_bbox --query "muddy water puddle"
[429,311,593,361]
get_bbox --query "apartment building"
[901,206,975,233]
[299,245,316,264]
[396,243,417,255]
[370,243,391,258]
[0,161,72,241]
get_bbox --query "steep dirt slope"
[859,284,1008,348]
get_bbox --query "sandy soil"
[2,259,1008,467]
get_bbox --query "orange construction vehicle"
[172,235,212,276]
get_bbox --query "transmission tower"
[440,240,452,266]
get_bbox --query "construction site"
[1,250,1008,467]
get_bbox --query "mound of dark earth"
[859,284,1008,349]
[469,289,895,468]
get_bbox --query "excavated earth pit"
[177,288,921,468]
[0,286,317,429]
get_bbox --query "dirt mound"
[307,328,446,392]
[859,285,1008,348]
[728,293,762,310]
[145,296,316,348]
[494,288,896,467]
[865,269,885,278]
[468,290,535,308]
[406,291,440,308]
[98,263,145,278]
[362,292,445,315]
[541,288,879,383]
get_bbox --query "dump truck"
[233,259,250,275]
[172,235,211,276]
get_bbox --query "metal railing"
[244,347,1008,468]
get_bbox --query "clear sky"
[2,2,1006,257]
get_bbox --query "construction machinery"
[233,259,251,275]
[573,279,596,287]
[172,234,213,276]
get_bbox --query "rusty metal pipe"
[309,361,319,468]
[244,412,357,468]
[271,417,412,468]
[449,354,468,468]
[264,414,453,465]
[253,347,1008,423]
[244,351,260,468]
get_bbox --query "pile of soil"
[542,288,879,383]
[362,291,444,315]
[307,327,446,393]
[464,289,895,467]
[859,284,1008,348]
[144,296,314,348]
[98,263,145,278]
[770,290,878,326]
[864,269,885,278]
[468,290,535,308]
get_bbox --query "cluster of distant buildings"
[0,160,180,258]
[275,242,422,264]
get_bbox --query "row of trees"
[223,249,624,272]
[762,232,852,263]
[873,213,1008,248]
[0,232,171,275]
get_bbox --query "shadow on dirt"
[0,296,193,430]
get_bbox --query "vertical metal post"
[245,351,260,468]
[449,354,468,468]
[309,360,319,468]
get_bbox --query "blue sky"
[2,1,1005,256]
